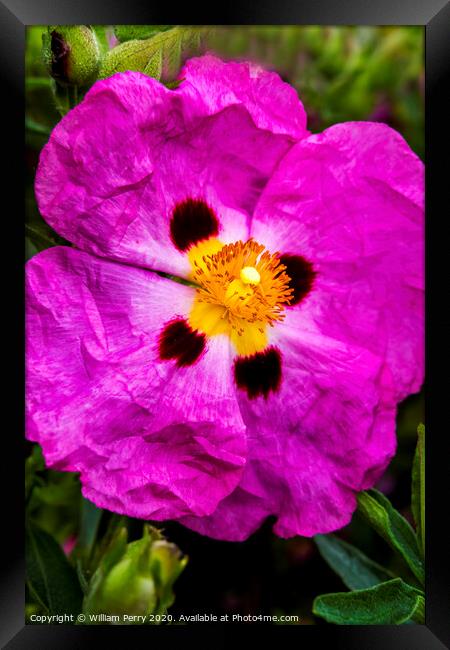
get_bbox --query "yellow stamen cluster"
[188,239,293,355]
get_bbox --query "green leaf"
[91,25,111,55]
[314,534,395,590]
[99,27,204,81]
[33,472,80,507]
[25,236,40,261]
[76,497,103,568]
[357,489,424,585]
[82,526,128,615]
[165,78,185,90]
[114,25,173,43]
[26,520,83,615]
[411,423,425,554]
[313,578,425,625]
[25,222,70,253]
[25,117,51,135]
[25,445,45,502]
[143,48,163,80]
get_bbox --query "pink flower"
[26,55,424,540]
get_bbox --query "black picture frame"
[2,0,449,647]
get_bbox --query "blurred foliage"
[207,26,424,159]
[25,25,424,625]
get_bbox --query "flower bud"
[150,540,188,609]
[83,525,187,621]
[42,26,101,87]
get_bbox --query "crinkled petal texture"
[28,60,424,541]
[26,246,247,520]
[252,122,424,402]
[179,122,424,540]
[35,62,307,277]
[180,328,398,540]
[177,54,309,139]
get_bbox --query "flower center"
[188,239,293,356]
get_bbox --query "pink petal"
[178,54,309,139]
[251,121,424,401]
[180,324,397,539]
[26,247,246,519]
[36,67,296,277]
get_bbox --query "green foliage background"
[25,26,424,625]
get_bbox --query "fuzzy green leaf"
[114,25,173,42]
[314,534,395,590]
[313,578,425,625]
[91,26,111,55]
[357,489,424,585]
[26,520,83,615]
[99,27,203,82]
[143,48,163,80]
[411,423,425,554]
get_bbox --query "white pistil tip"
[240,266,261,285]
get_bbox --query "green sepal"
[313,577,425,625]
[149,538,188,612]
[82,526,156,620]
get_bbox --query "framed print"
[1,0,449,647]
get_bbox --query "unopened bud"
[42,25,101,87]
[150,540,188,609]
[82,525,187,620]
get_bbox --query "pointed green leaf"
[25,223,70,252]
[313,578,425,625]
[76,497,103,567]
[411,423,425,554]
[25,236,40,261]
[357,489,424,585]
[99,27,203,81]
[314,534,395,590]
[91,26,111,55]
[143,48,163,80]
[26,520,83,615]
[165,78,185,90]
[25,117,51,135]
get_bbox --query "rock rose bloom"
[26,55,424,540]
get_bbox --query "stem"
[68,85,79,109]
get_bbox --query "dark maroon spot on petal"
[159,318,206,367]
[234,347,282,399]
[170,198,219,251]
[279,254,316,305]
